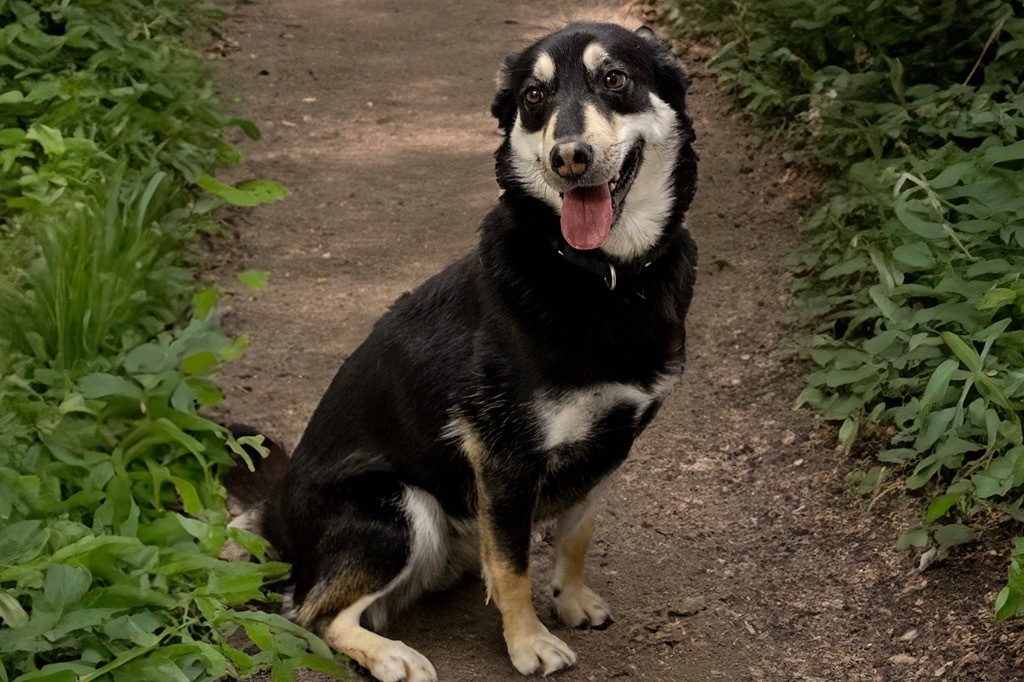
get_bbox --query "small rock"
[917,548,939,572]
[667,597,706,618]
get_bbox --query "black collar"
[549,233,652,291]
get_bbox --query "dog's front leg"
[551,492,613,629]
[475,467,577,676]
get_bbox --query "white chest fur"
[533,374,680,451]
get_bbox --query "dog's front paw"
[553,585,613,629]
[366,639,438,682]
[507,627,577,676]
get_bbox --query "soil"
[207,0,1024,680]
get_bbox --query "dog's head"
[492,23,696,261]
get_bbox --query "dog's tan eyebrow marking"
[532,52,555,83]
[582,42,610,73]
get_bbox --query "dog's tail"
[219,424,289,560]
[221,423,289,511]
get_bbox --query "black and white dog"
[242,22,697,682]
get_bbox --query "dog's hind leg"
[551,483,613,629]
[321,595,437,682]
[288,482,449,682]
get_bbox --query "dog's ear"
[636,26,692,119]
[638,25,697,214]
[490,51,519,131]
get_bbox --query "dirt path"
[210,1,1022,680]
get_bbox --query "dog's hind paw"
[507,628,577,677]
[366,640,438,682]
[553,585,613,630]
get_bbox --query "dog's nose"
[550,140,593,179]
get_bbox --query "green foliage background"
[0,0,337,679]
[665,0,1024,618]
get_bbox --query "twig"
[963,12,1010,86]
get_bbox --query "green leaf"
[220,334,249,362]
[43,564,92,614]
[925,491,963,523]
[181,352,218,375]
[196,175,290,207]
[934,524,976,548]
[823,364,879,387]
[978,288,1017,310]
[1013,538,1024,557]
[919,359,959,413]
[941,333,982,374]
[794,386,824,408]
[896,528,929,550]
[878,448,916,464]
[186,378,224,407]
[995,585,1022,621]
[894,201,945,240]
[167,476,202,515]
[102,614,162,647]
[972,472,1009,499]
[25,124,66,156]
[0,521,47,563]
[228,117,262,140]
[192,288,218,320]
[124,344,172,374]
[241,618,274,649]
[892,243,935,269]
[907,445,950,489]
[984,140,1024,166]
[837,417,858,453]
[863,330,903,356]
[0,590,29,628]
[11,666,81,682]
[238,270,269,291]
[78,374,142,400]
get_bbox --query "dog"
[233,22,698,682]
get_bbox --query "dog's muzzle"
[557,140,645,251]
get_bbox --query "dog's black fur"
[241,22,698,681]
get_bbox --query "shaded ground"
[208,0,1024,679]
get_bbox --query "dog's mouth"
[559,140,645,251]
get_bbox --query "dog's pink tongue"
[560,184,612,250]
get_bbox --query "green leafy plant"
[0,0,343,679]
[0,309,344,681]
[666,0,1024,618]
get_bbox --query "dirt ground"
[208,0,1024,680]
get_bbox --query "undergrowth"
[664,0,1024,619]
[0,0,337,679]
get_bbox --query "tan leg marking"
[293,566,379,628]
[454,417,577,676]
[322,594,437,682]
[552,504,612,629]
[482,549,577,676]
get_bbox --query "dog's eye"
[603,71,627,90]
[524,87,544,105]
